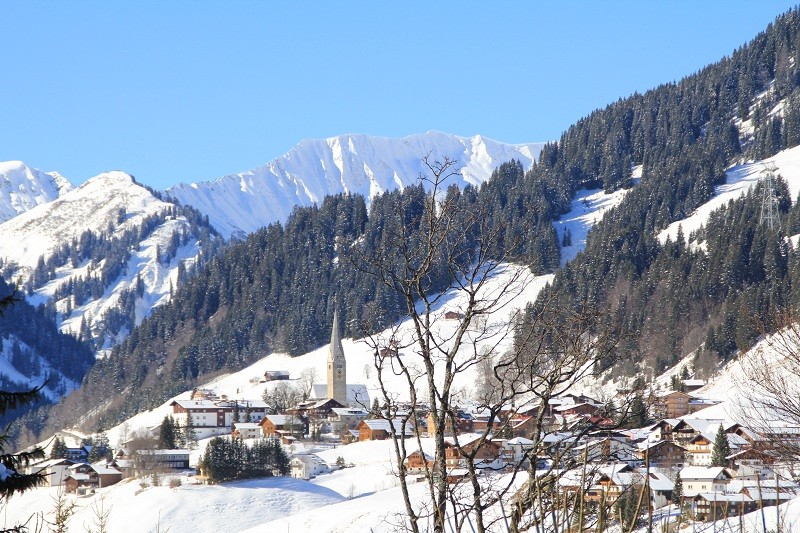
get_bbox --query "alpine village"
[7,5,800,533]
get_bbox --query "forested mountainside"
[0,276,93,415]
[17,8,800,443]
[530,7,800,376]
[0,172,223,354]
[22,157,567,438]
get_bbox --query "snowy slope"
[0,172,206,345]
[0,161,71,223]
[658,144,800,245]
[167,131,546,238]
[0,184,646,532]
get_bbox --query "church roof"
[310,384,370,407]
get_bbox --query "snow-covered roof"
[310,384,370,407]
[330,408,369,417]
[679,466,730,480]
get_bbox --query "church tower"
[327,308,347,406]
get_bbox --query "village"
[22,311,800,529]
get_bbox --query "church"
[308,308,369,409]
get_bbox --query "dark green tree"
[158,415,177,449]
[49,436,68,460]
[0,289,46,498]
[672,472,683,506]
[711,424,731,466]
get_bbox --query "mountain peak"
[0,160,73,223]
[167,131,547,239]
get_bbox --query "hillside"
[167,131,545,238]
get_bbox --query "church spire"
[327,306,347,406]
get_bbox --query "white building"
[290,452,331,480]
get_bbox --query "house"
[679,466,732,497]
[64,445,91,463]
[574,436,640,466]
[691,493,755,521]
[232,422,263,439]
[637,440,686,469]
[264,370,290,381]
[583,463,636,505]
[405,449,435,474]
[260,414,303,439]
[26,458,75,486]
[64,463,122,494]
[651,391,691,419]
[682,379,706,393]
[444,310,464,320]
[134,449,190,469]
[442,438,503,470]
[170,398,269,439]
[553,402,599,417]
[503,437,535,466]
[290,452,330,480]
[357,419,414,441]
[671,419,726,446]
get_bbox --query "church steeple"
[327,307,347,406]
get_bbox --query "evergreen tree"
[711,424,731,466]
[158,415,177,449]
[49,436,68,460]
[0,291,46,498]
[672,472,683,506]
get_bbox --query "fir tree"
[158,415,177,449]
[711,424,731,466]
[672,472,683,506]
[49,436,68,460]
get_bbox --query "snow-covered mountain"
[167,131,546,239]
[0,161,72,223]
[0,171,219,350]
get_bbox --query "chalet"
[637,440,686,469]
[263,370,291,381]
[64,463,122,494]
[26,458,75,486]
[443,438,503,470]
[293,398,345,418]
[647,419,678,442]
[444,310,464,320]
[691,493,755,521]
[682,379,706,393]
[651,391,691,419]
[135,449,190,469]
[583,463,636,505]
[738,478,799,507]
[679,466,733,497]
[232,422,263,439]
[170,398,269,439]
[671,419,726,446]
[553,402,599,418]
[357,419,414,441]
[260,414,303,439]
[503,437,535,466]
[574,437,639,466]
[290,452,330,480]
[64,445,91,463]
[405,449,435,474]
[190,388,218,400]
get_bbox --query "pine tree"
[50,436,68,460]
[672,472,683,506]
[711,424,731,466]
[0,290,46,498]
[158,415,177,449]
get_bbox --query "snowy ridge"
[0,161,71,223]
[0,172,205,347]
[167,131,546,238]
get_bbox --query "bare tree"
[350,156,619,533]
[298,367,318,401]
[736,310,800,464]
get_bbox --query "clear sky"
[1,1,797,190]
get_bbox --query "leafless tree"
[350,156,619,533]
[298,367,318,400]
[736,310,800,465]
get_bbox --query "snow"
[0,161,71,223]
[555,186,629,266]
[167,132,546,239]
[658,144,800,245]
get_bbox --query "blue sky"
[1,1,797,190]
